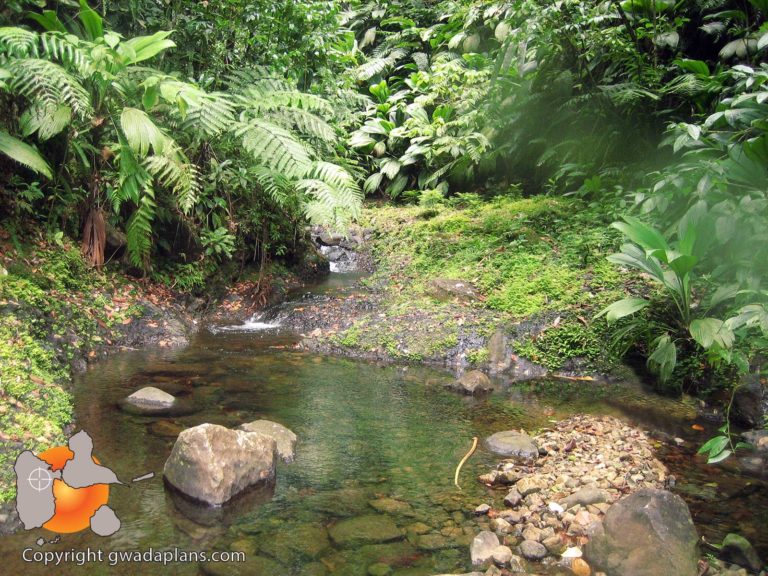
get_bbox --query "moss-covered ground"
[328,194,641,369]
[0,235,143,503]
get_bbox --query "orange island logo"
[14,430,149,536]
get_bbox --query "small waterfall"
[208,311,281,334]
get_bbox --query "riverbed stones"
[491,545,513,566]
[125,386,176,411]
[451,370,493,395]
[369,497,412,515]
[328,515,403,548]
[504,489,522,507]
[562,487,609,510]
[485,431,538,461]
[474,504,491,516]
[520,539,547,560]
[470,530,500,565]
[163,423,276,505]
[238,420,297,463]
[516,475,546,497]
[720,533,763,572]
[585,488,699,576]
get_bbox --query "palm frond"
[120,107,169,156]
[0,130,53,178]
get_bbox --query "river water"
[0,273,765,575]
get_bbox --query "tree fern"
[5,58,91,119]
[240,88,334,116]
[236,119,313,177]
[356,48,409,81]
[0,27,39,57]
[125,187,156,268]
[0,130,53,178]
[251,167,293,208]
[143,153,201,213]
[266,107,337,143]
[19,101,72,141]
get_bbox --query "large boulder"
[451,371,493,395]
[485,431,538,461]
[732,374,768,428]
[238,420,297,463]
[163,423,276,506]
[585,488,699,576]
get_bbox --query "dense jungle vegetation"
[1,0,767,458]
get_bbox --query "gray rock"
[504,489,522,507]
[163,423,276,505]
[506,554,526,573]
[428,278,480,303]
[519,539,547,560]
[732,374,767,428]
[485,431,538,461]
[742,429,768,451]
[585,488,699,576]
[327,515,403,548]
[488,329,511,374]
[475,503,491,515]
[238,420,297,463]
[126,386,176,410]
[721,533,763,572]
[471,530,500,565]
[516,475,546,496]
[562,487,609,510]
[452,371,493,395]
[491,545,513,566]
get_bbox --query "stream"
[0,271,766,575]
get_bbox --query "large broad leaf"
[690,318,735,349]
[0,130,53,179]
[607,243,665,282]
[120,108,168,157]
[26,10,67,33]
[121,31,175,64]
[596,298,650,324]
[612,215,670,253]
[78,0,103,40]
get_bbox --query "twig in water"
[454,436,478,490]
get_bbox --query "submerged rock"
[732,373,767,428]
[327,514,403,548]
[163,423,276,506]
[720,533,763,572]
[125,386,176,411]
[485,431,538,461]
[585,488,699,576]
[450,370,493,395]
[238,419,297,463]
[470,530,500,565]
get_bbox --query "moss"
[515,320,608,371]
[466,348,490,365]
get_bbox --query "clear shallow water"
[1,277,766,575]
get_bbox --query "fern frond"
[356,48,408,81]
[183,91,236,137]
[297,162,363,227]
[0,130,53,178]
[235,119,313,178]
[5,58,91,119]
[114,141,151,209]
[125,187,156,268]
[143,153,201,213]
[252,167,293,208]
[266,107,337,143]
[39,32,92,76]
[0,27,39,57]
[19,101,72,141]
[240,88,334,116]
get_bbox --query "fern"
[252,167,293,208]
[266,107,337,143]
[19,101,72,141]
[0,130,53,178]
[125,187,156,268]
[356,48,408,81]
[236,119,313,177]
[143,152,201,213]
[39,32,92,76]
[5,58,91,119]
[240,88,334,116]
[0,27,39,57]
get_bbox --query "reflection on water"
[0,324,766,574]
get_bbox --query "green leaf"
[690,318,735,349]
[121,31,175,64]
[648,334,677,383]
[612,215,670,252]
[26,10,67,33]
[707,449,732,464]
[0,130,53,178]
[596,298,650,323]
[698,435,729,455]
[78,0,103,40]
